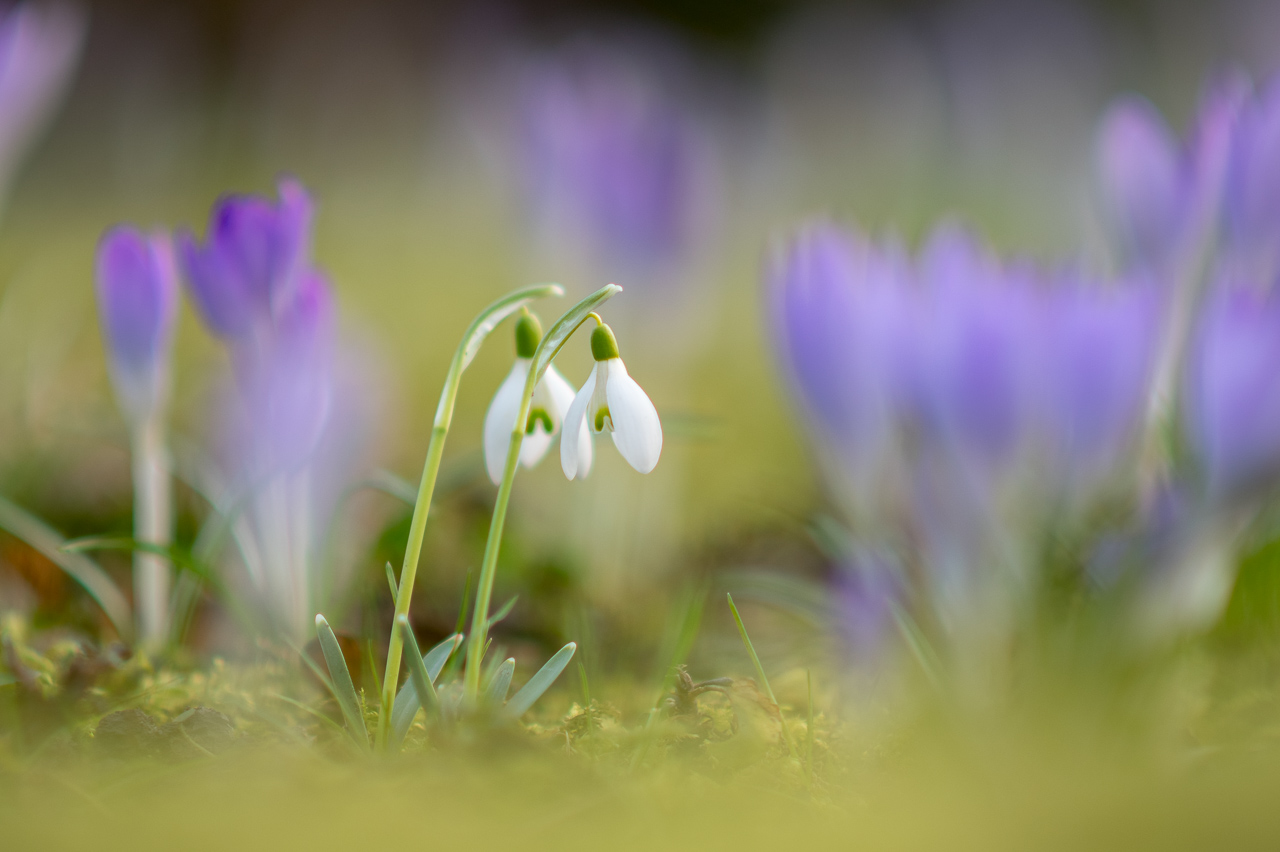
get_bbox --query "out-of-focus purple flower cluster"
[506,38,720,331]
[777,68,1280,669]
[772,223,1160,650]
[0,2,83,211]
[96,178,376,640]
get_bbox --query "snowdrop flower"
[483,310,578,484]
[560,321,662,479]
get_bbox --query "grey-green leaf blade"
[503,642,576,720]
[389,633,462,746]
[485,658,516,708]
[314,614,369,749]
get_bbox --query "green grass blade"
[389,633,462,746]
[384,562,398,599]
[504,642,576,720]
[486,595,518,630]
[727,593,798,760]
[485,658,516,707]
[890,602,943,691]
[0,495,132,641]
[397,616,440,721]
[315,614,369,750]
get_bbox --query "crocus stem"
[463,284,622,703]
[374,284,564,752]
[131,410,171,648]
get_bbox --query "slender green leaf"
[478,642,504,691]
[384,562,398,599]
[397,616,439,719]
[486,595,518,630]
[528,284,623,387]
[315,614,369,749]
[389,633,462,747]
[0,495,131,640]
[485,658,516,707]
[504,642,577,719]
[727,593,798,760]
[890,602,942,691]
[63,536,218,587]
[461,284,564,371]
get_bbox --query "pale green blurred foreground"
[5,730,1280,850]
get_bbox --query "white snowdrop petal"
[483,360,529,485]
[519,428,553,468]
[605,362,662,474]
[574,416,594,478]
[539,365,577,427]
[560,369,596,479]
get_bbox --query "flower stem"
[131,410,171,649]
[463,284,622,703]
[374,284,563,752]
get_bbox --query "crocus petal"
[560,368,596,480]
[484,359,530,485]
[603,359,662,474]
[1095,96,1184,261]
[95,226,178,417]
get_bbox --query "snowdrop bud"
[515,310,543,358]
[590,322,621,361]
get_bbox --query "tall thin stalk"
[374,284,563,751]
[463,284,622,702]
[131,410,171,647]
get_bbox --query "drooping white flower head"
[560,321,662,479]
[483,310,582,484]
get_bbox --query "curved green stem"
[374,283,562,752]
[464,284,622,702]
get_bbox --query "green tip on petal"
[515,312,543,358]
[527,408,553,434]
[594,405,612,432]
[590,323,620,361]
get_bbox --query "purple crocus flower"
[769,221,906,489]
[514,42,716,295]
[0,2,84,208]
[177,177,313,341]
[833,548,903,665]
[1222,75,1280,288]
[771,220,1162,646]
[94,226,178,420]
[1095,71,1250,273]
[236,269,336,475]
[180,178,380,639]
[1183,283,1280,502]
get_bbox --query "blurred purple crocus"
[94,226,178,420]
[514,42,717,297]
[1183,284,1280,503]
[179,179,374,639]
[771,220,1160,646]
[1095,71,1251,277]
[0,2,84,210]
[177,177,313,341]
